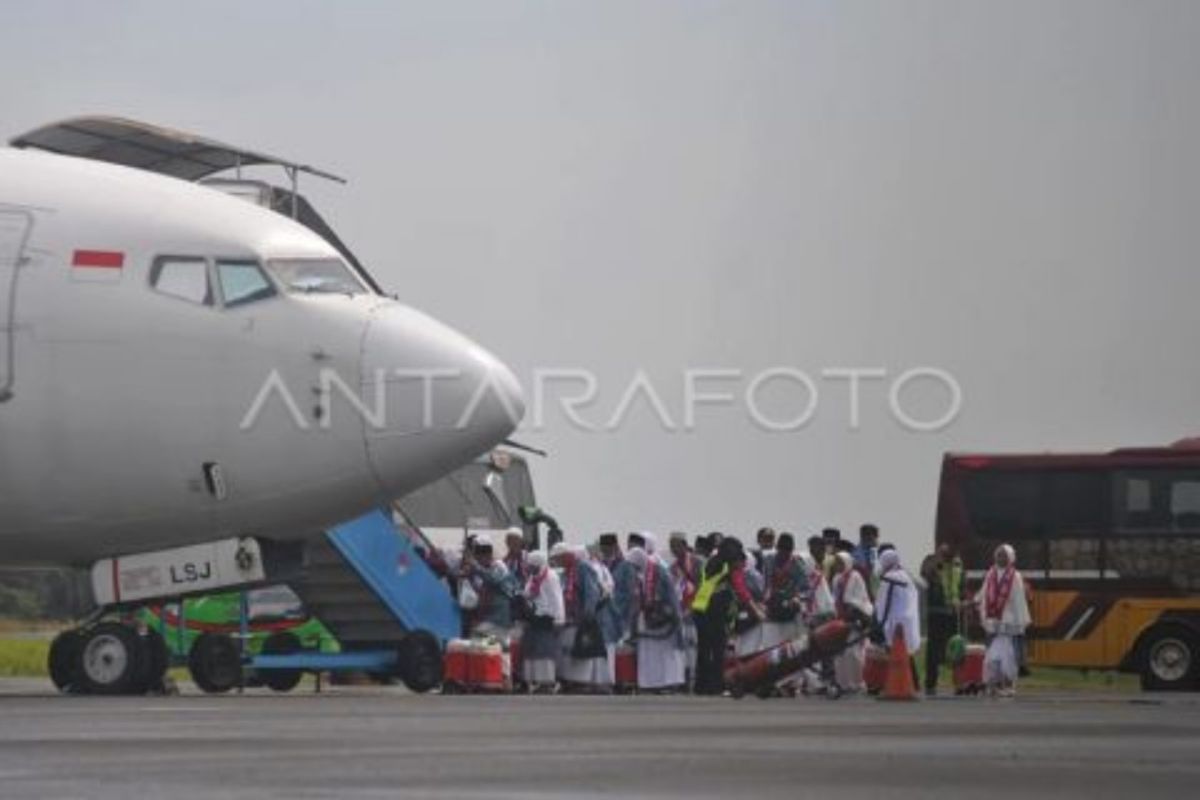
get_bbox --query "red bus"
[935,440,1200,690]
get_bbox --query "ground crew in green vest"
[691,536,763,695]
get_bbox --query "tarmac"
[1,679,1198,799]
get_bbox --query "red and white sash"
[984,565,1017,620]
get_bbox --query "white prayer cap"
[995,543,1016,565]
[527,551,548,570]
[473,533,494,549]
[549,542,571,561]
[571,544,590,560]
[626,547,649,570]
[836,551,854,572]
[504,527,524,541]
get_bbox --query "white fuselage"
[0,149,523,565]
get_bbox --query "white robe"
[523,568,564,684]
[636,613,687,690]
[832,569,873,691]
[875,568,922,654]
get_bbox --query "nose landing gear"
[47,619,170,696]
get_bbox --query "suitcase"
[953,643,985,695]
[863,643,889,695]
[615,643,638,693]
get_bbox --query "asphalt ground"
[1,680,1198,799]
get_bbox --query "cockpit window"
[266,257,366,295]
[217,260,277,308]
[150,257,212,306]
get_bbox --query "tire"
[258,632,303,693]
[78,623,144,695]
[188,633,242,694]
[397,630,443,694]
[48,629,83,693]
[1139,625,1199,692]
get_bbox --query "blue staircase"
[290,510,461,646]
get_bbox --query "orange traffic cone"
[878,624,918,701]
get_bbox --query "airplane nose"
[359,302,525,498]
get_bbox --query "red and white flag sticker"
[71,249,124,282]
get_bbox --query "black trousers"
[694,610,728,696]
[925,614,956,690]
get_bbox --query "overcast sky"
[4,1,1199,558]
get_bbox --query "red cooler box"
[615,644,638,692]
[467,640,510,692]
[443,639,471,689]
[953,643,986,695]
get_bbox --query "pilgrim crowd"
[429,524,1031,698]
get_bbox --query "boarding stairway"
[288,510,461,649]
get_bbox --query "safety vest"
[691,563,729,614]
[939,558,963,606]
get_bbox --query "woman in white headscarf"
[975,544,1030,697]
[875,548,922,690]
[554,544,617,692]
[627,547,687,692]
[523,551,565,692]
[640,531,660,559]
[830,551,873,692]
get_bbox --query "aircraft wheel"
[397,630,443,694]
[259,632,303,693]
[136,629,170,694]
[189,633,242,694]
[1139,624,1199,692]
[78,623,144,695]
[48,629,83,693]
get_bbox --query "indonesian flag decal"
[71,249,124,282]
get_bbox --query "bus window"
[962,472,1044,539]
[1171,478,1200,530]
[1116,471,1200,531]
[1048,471,1107,532]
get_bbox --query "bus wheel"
[259,632,303,693]
[397,630,443,694]
[1139,625,1198,691]
[48,629,83,693]
[189,633,242,694]
[78,623,144,695]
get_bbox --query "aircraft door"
[0,209,33,402]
